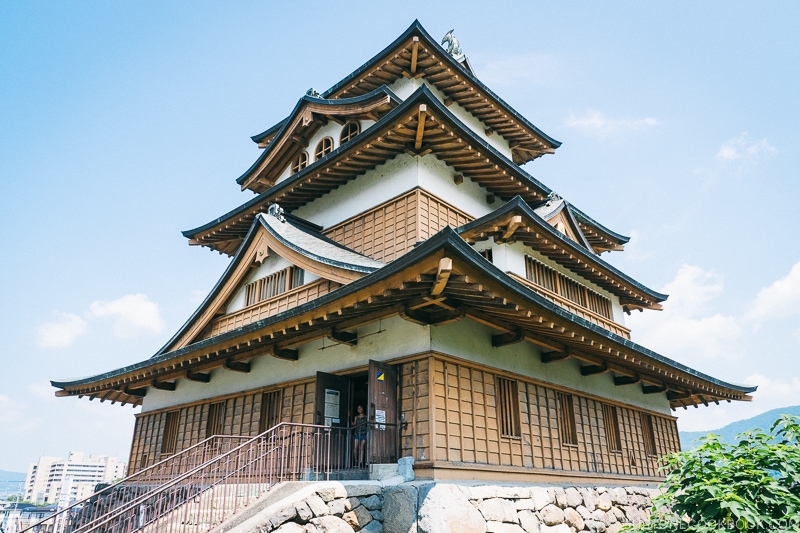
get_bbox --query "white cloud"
[474,53,560,88]
[37,312,87,348]
[89,293,165,338]
[628,264,742,360]
[565,110,659,139]
[746,261,800,323]
[716,132,776,162]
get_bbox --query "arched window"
[314,137,334,160]
[340,121,360,144]
[292,151,309,174]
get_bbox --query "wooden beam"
[501,215,523,241]
[328,329,357,346]
[151,379,176,391]
[270,346,299,361]
[614,375,640,386]
[580,362,609,376]
[410,37,419,74]
[415,104,427,150]
[185,370,211,383]
[123,386,147,398]
[667,390,692,401]
[540,350,570,363]
[443,97,453,107]
[492,329,523,348]
[430,257,453,296]
[642,383,668,394]
[223,359,251,373]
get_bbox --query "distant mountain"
[680,405,800,449]
[0,470,25,482]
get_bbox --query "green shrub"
[626,415,800,532]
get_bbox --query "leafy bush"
[627,415,800,532]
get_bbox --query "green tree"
[627,415,800,532]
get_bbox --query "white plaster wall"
[275,120,347,186]
[141,315,431,413]
[430,318,672,415]
[292,152,498,230]
[142,314,669,415]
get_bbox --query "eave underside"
[53,234,752,409]
[186,87,553,255]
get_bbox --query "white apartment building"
[24,452,126,505]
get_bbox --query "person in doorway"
[353,404,368,467]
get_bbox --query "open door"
[315,371,350,427]
[368,360,398,463]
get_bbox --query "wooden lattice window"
[340,121,360,144]
[557,392,578,446]
[259,390,282,434]
[314,137,333,160]
[603,404,622,452]
[244,267,304,307]
[206,402,226,438]
[292,151,309,174]
[641,412,657,456]
[524,255,613,319]
[495,377,520,437]
[160,411,179,455]
[480,249,493,263]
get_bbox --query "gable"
[163,214,383,353]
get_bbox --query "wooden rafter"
[415,104,427,150]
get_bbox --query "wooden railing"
[24,422,398,533]
[203,279,339,339]
[510,273,631,339]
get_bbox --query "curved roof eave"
[569,204,631,245]
[237,86,402,186]
[458,196,668,302]
[53,226,754,398]
[184,84,554,241]
[322,20,561,150]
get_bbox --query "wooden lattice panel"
[204,279,338,339]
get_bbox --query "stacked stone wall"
[238,482,659,533]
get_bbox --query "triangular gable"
[239,87,401,193]
[533,198,594,252]
[162,212,383,353]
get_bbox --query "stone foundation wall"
[238,482,659,533]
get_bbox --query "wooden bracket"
[270,346,299,361]
[614,375,640,386]
[328,329,357,346]
[415,104,427,150]
[453,173,463,185]
[410,36,419,74]
[501,215,523,241]
[485,128,494,136]
[642,383,668,394]
[541,350,570,363]
[151,379,176,391]
[492,329,524,348]
[443,97,453,107]
[430,257,453,296]
[667,390,692,401]
[580,362,609,376]
[401,305,464,326]
[223,359,251,373]
[185,370,211,383]
[123,386,147,398]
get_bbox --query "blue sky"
[1,2,798,473]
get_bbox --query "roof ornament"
[545,191,563,206]
[441,29,463,59]
[267,203,285,223]
[306,88,321,98]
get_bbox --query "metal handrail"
[25,421,397,533]
[20,433,249,533]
